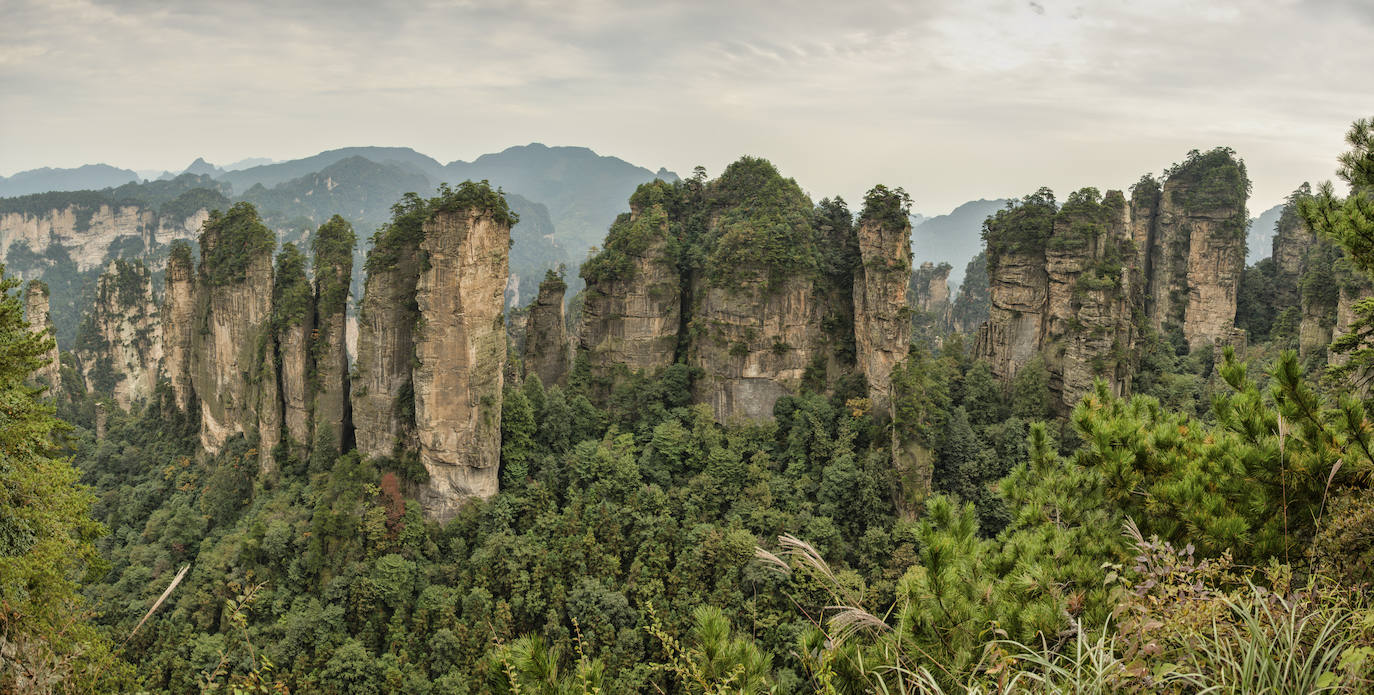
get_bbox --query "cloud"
[1,0,1372,212]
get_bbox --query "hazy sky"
[2,0,1372,214]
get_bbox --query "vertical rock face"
[1272,187,1318,309]
[257,343,283,475]
[412,204,511,521]
[189,203,276,455]
[686,159,830,421]
[22,280,61,392]
[972,149,1249,405]
[975,188,1137,408]
[1052,191,1137,402]
[911,262,951,314]
[272,244,314,457]
[579,191,680,388]
[690,276,826,420]
[523,270,570,386]
[352,196,425,461]
[975,191,1054,385]
[75,260,163,410]
[311,216,355,454]
[852,198,913,414]
[161,243,195,412]
[1153,151,1249,349]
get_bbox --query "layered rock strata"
[311,216,355,454]
[578,194,680,391]
[160,243,195,412]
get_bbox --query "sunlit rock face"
[411,207,510,522]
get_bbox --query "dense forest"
[4,118,1374,694]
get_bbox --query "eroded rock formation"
[523,270,570,386]
[22,280,61,392]
[579,187,681,390]
[189,203,276,455]
[161,242,195,412]
[412,204,510,520]
[974,148,1249,407]
[975,188,1138,408]
[75,260,163,410]
[853,202,913,414]
[311,215,355,454]
[352,222,422,460]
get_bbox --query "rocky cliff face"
[973,149,1249,406]
[352,214,422,461]
[1148,151,1249,350]
[1049,191,1136,402]
[0,204,209,273]
[577,161,919,421]
[311,216,355,454]
[160,243,196,412]
[975,188,1138,408]
[853,204,913,414]
[689,275,826,421]
[523,271,570,386]
[272,244,314,459]
[974,191,1053,386]
[412,206,510,521]
[189,204,277,456]
[578,193,680,390]
[75,260,163,410]
[22,280,61,391]
[1272,189,1319,309]
[911,262,951,314]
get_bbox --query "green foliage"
[0,264,133,693]
[1302,116,1374,385]
[430,180,520,227]
[272,243,312,329]
[857,184,912,231]
[1165,146,1252,226]
[983,188,1057,273]
[199,202,277,287]
[313,215,356,319]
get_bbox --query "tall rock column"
[412,194,512,521]
[75,260,163,410]
[1149,149,1249,349]
[578,184,681,393]
[1051,190,1137,403]
[352,203,423,461]
[161,242,195,412]
[22,280,61,392]
[853,189,913,414]
[311,215,355,454]
[974,191,1055,382]
[189,203,276,455]
[272,244,314,459]
[523,270,570,386]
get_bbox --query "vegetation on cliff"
[198,202,276,286]
[11,120,1374,694]
[312,215,356,319]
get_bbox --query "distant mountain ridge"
[0,163,140,197]
[911,198,1009,290]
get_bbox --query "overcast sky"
[2,0,1372,214]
